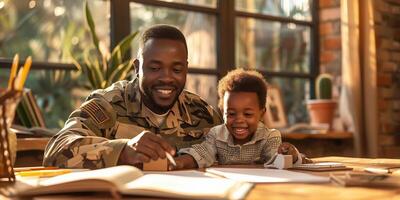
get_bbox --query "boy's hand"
[278,142,299,163]
[168,154,198,171]
[168,156,185,171]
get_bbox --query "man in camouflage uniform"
[43,25,222,169]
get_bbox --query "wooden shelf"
[14,131,352,152]
[17,137,50,151]
[281,131,353,140]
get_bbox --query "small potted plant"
[307,73,337,129]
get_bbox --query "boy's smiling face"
[223,91,265,145]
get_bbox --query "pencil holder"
[0,89,21,182]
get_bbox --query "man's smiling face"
[136,38,188,114]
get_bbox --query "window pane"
[236,17,310,73]
[186,74,218,109]
[158,0,217,8]
[235,0,312,21]
[0,0,109,63]
[1,68,87,129]
[267,77,309,124]
[130,3,217,69]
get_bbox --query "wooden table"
[247,156,400,200]
[2,157,400,200]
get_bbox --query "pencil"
[16,169,71,177]
[16,56,32,90]
[14,166,58,173]
[7,54,19,90]
[166,152,176,167]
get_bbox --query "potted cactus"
[306,74,337,129]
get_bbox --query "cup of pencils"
[0,54,31,182]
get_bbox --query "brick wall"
[318,0,400,158]
[316,0,350,156]
[310,0,400,158]
[319,0,341,102]
[374,0,400,157]
[319,0,341,76]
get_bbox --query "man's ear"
[133,59,140,74]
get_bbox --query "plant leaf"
[108,31,139,77]
[107,59,135,86]
[83,50,98,88]
[84,1,101,57]
[92,58,105,89]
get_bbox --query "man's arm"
[43,97,128,169]
[44,97,176,169]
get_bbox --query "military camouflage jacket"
[43,78,222,169]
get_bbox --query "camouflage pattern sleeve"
[182,91,223,135]
[43,96,128,169]
[210,105,223,127]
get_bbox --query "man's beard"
[142,86,183,114]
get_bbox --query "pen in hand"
[154,132,176,167]
[166,152,176,167]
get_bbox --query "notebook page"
[41,165,143,188]
[206,168,329,183]
[121,174,252,199]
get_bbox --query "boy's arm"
[278,142,303,164]
[261,129,282,163]
[43,97,127,169]
[178,129,218,168]
[173,154,198,170]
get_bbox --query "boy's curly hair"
[218,68,268,110]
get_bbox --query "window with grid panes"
[0,0,318,128]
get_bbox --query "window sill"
[282,131,353,140]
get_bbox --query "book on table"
[292,162,351,171]
[330,172,400,187]
[7,165,253,199]
[15,89,46,128]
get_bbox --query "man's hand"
[118,131,175,166]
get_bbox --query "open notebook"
[8,165,253,200]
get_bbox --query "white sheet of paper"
[144,170,210,178]
[206,168,329,183]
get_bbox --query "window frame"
[124,0,319,97]
[0,0,319,96]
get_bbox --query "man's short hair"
[139,24,188,55]
[218,68,268,110]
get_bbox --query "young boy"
[172,68,303,169]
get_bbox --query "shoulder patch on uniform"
[81,100,110,125]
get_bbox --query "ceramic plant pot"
[307,99,337,129]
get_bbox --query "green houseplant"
[72,1,138,90]
[306,74,337,129]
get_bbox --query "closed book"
[330,172,400,188]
